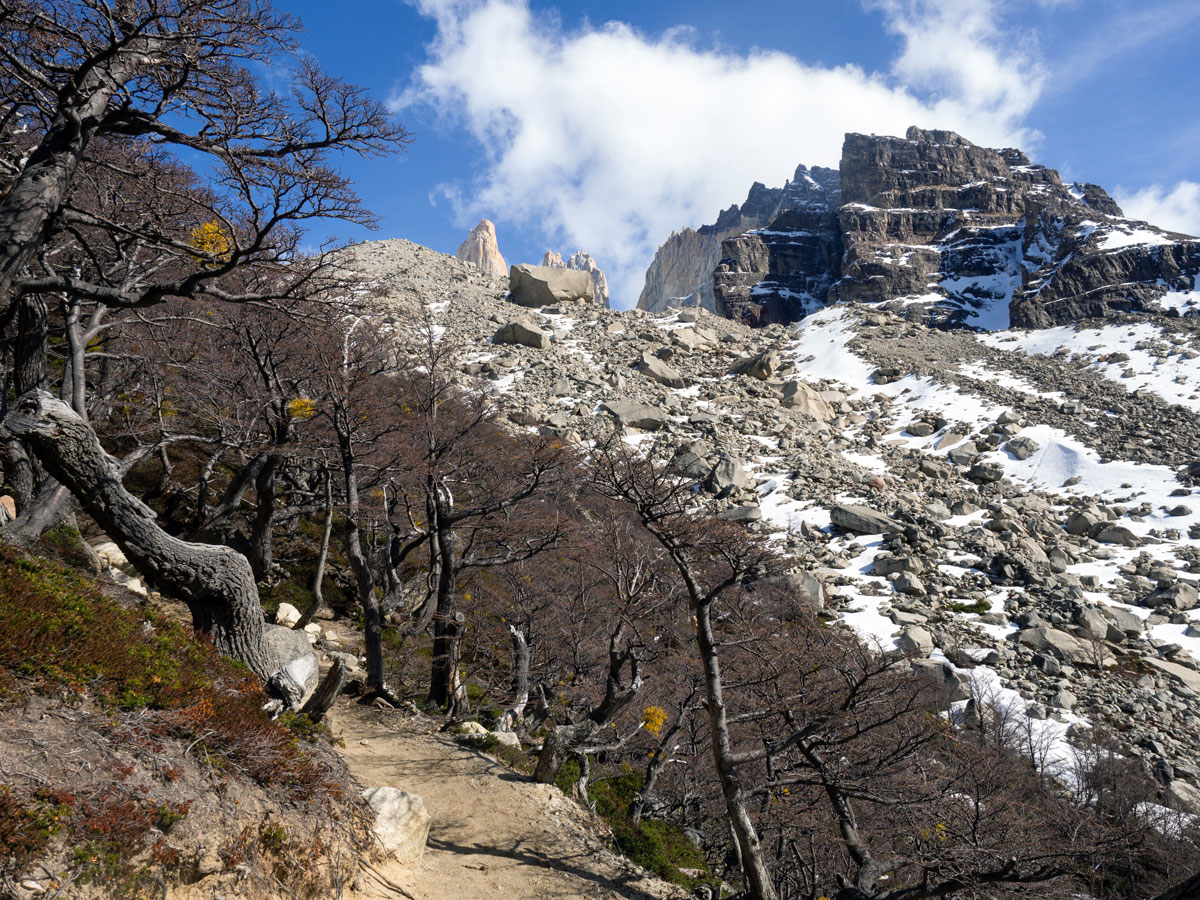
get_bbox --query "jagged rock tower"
[456,219,508,279]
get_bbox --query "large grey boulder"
[1016,626,1099,666]
[599,400,670,431]
[910,658,968,702]
[636,351,686,388]
[493,321,550,349]
[1102,605,1144,637]
[946,442,978,466]
[895,626,934,655]
[830,504,900,535]
[1075,607,1120,642]
[1141,582,1199,611]
[1143,657,1200,693]
[1064,506,1105,536]
[509,264,594,307]
[362,786,431,865]
[729,349,779,381]
[1004,436,1040,460]
[673,440,714,479]
[717,504,762,523]
[705,455,751,494]
[780,381,835,421]
[1091,522,1141,547]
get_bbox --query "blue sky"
[276,0,1200,308]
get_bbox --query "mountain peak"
[456,218,508,279]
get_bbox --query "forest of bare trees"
[1,3,1198,899]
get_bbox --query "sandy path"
[331,702,685,900]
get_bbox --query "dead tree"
[4,391,271,678]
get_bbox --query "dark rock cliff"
[666,126,1200,329]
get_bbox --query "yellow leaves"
[286,397,318,420]
[642,705,668,736]
[189,220,231,266]
[919,822,948,843]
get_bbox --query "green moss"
[551,761,715,889]
[37,524,94,569]
[947,599,992,615]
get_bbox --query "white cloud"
[398,0,1045,307]
[1115,182,1200,237]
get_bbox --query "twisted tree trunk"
[3,390,271,678]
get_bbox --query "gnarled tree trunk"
[3,390,271,679]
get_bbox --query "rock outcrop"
[456,219,508,279]
[654,127,1200,330]
[713,165,842,326]
[542,249,610,307]
[509,263,595,307]
[637,181,788,314]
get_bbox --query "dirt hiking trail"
[331,701,686,900]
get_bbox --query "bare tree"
[3,391,271,677]
[381,316,567,712]
[0,0,409,539]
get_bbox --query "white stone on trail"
[362,786,432,865]
[274,602,301,628]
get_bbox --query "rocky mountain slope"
[643,127,1200,331]
[350,237,1200,818]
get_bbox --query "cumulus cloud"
[398,0,1045,307]
[1115,182,1200,237]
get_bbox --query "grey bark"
[534,719,600,785]
[339,437,386,696]
[299,658,349,724]
[533,623,642,785]
[427,483,462,710]
[0,38,151,311]
[296,466,334,630]
[497,625,530,732]
[0,478,73,547]
[192,451,269,539]
[2,390,272,679]
[693,593,779,900]
[249,452,283,580]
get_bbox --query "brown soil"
[331,701,686,900]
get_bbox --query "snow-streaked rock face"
[456,219,508,279]
[658,127,1200,331]
[542,249,610,307]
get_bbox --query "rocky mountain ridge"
[636,179,792,314]
[348,237,1200,819]
[642,127,1200,332]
